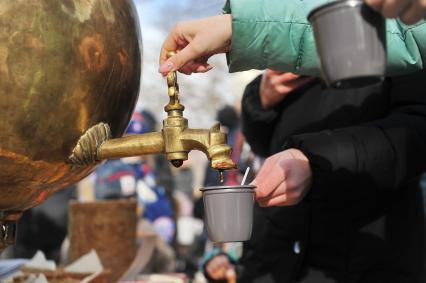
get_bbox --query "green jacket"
[224,0,426,77]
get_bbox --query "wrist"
[288,148,309,162]
[221,14,232,52]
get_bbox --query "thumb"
[159,43,202,76]
[225,267,237,283]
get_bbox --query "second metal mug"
[308,0,387,88]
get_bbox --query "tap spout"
[179,124,236,170]
[98,132,165,160]
[69,122,236,171]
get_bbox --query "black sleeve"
[285,70,426,201]
[241,74,331,158]
[241,75,279,157]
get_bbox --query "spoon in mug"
[241,167,251,186]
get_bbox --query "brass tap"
[70,52,236,171]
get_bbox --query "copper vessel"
[0,0,237,250]
[0,0,141,237]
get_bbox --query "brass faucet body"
[70,52,236,171]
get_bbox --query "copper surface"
[0,1,236,253]
[0,0,142,214]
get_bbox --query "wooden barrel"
[69,199,137,283]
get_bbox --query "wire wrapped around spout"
[69,123,165,166]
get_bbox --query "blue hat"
[94,160,137,199]
[126,110,156,135]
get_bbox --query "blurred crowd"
[2,62,426,283]
[4,64,426,283]
[2,0,426,282]
[4,66,426,283]
[0,101,257,281]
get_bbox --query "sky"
[135,0,225,27]
[131,0,239,128]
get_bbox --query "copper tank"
[0,0,141,219]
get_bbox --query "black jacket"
[239,70,426,283]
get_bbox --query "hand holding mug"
[365,0,426,24]
[253,149,312,207]
[260,70,314,109]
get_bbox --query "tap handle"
[165,51,185,113]
[166,51,175,59]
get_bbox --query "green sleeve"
[386,21,426,75]
[225,0,426,77]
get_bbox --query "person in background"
[204,68,426,282]
[126,110,175,207]
[11,185,76,263]
[202,72,313,283]
[93,110,178,274]
[95,110,176,245]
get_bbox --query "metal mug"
[308,0,386,88]
[200,185,255,243]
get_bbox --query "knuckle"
[400,17,410,24]
[400,14,416,25]
[255,190,264,199]
[366,0,384,8]
[419,0,426,8]
[382,10,394,18]
[179,69,191,75]
[264,156,275,166]
[382,0,398,16]
[188,43,203,56]
[286,181,295,191]
[266,155,274,162]
[288,198,301,206]
[257,191,268,199]
[400,16,420,25]
[286,186,302,200]
[174,22,185,34]
[286,191,297,201]
[293,189,302,200]
[285,192,300,205]
[259,202,268,208]
[279,195,288,204]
